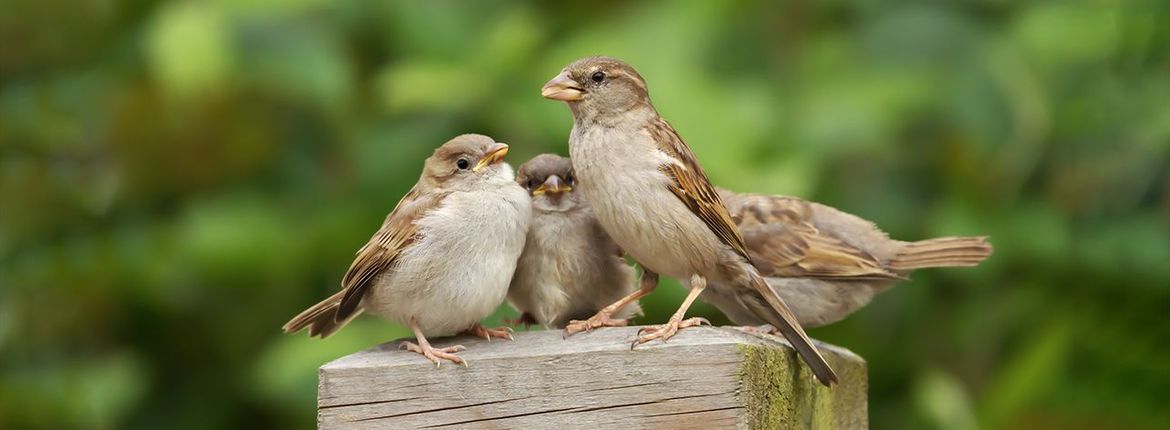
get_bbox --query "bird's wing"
[336,186,449,320]
[647,118,752,262]
[722,191,903,281]
[644,122,840,386]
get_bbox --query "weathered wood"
[318,326,866,429]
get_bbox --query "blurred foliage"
[2,0,1168,429]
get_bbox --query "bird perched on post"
[282,134,531,366]
[542,56,838,386]
[507,154,641,329]
[706,189,993,329]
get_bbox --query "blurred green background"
[2,0,1168,428]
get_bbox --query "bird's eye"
[565,173,574,185]
[456,158,470,170]
[591,71,605,83]
[528,178,541,190]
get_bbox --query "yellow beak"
[541,70,584,101]
[473,143,509,172]
[532,174,571,196]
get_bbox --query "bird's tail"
[282,291,360,338]
[743,267,839,386]
[888,236,993,271]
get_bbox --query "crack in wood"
[588,381,666,392]
[419,406,581,429]
[352,396,535,422]
[319,396,424,410]
[566,390,735,414]
[640,405,743,418]
[565,399,661,414]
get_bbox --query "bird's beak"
[541,70,584,101]
[473,143,509,172]
[532,174,571,196]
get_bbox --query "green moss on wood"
[737,343,868,429]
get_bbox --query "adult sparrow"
[507,154,641,329]
[282,134,531,366]
[542,56,837,385]
[706,188,993,329]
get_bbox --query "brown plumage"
[282,291,351,338]
[280,187,449,339]
[508,154,641,329]
[650,121,752,263]
[544,56,838,385]
[704,189,993,328]
[283,134,531,366]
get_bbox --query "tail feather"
[743,268,839,386]
[888,236,992,272]
[282,291,359,338]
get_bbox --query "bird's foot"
[504,313,541,329]
[563,312,629,338]
[399,341,467,367]
[459,323,514,341]
[737,324,778,336]
[631,317,710,349]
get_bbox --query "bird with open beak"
[507,154,641,329]
[542,56,838,386]
[283,134,531,366]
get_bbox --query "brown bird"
[704,188,993,329]
[282,134,532,366]
[507,154,641,329]
[542,56,838,385]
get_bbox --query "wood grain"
[318,326,866,429]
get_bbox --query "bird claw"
[504,313,541,329]
[737,324,778,336]
[399,341,467,367]
[630,317,709,349]
[563,313,630,338]
[460,324,514,341]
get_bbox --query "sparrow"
[705,188,993,329]
[507,154,641,329]
[542,56,838,386]
[282,134,531,366]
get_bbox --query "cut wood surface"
[318,326,867,429]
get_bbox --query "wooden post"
[318,326,867,429]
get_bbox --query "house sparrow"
[542,56,838,385]
[705,188,993,329]
[282,134,531,366]
[507,154,641,329]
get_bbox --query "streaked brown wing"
[724,191,902,281]
[336,186,448,319]
[647,118,752,263]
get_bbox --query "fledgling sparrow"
[506,154,642,329]
[282,134,531,366]
[542,56,837,385]
[706,188,993,329]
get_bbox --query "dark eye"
[528,178,541,190]
[456,158,470,170]
[565,172,574,185]
[591,71,605,83]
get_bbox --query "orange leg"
[631,274,711,349]
[564,270,659,337]
[459,322,515,341]
[504,312,541,329]
[399,318,467,367]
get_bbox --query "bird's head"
[541,56,652,121]
[516,154,579,213]
[422,134,513,191]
